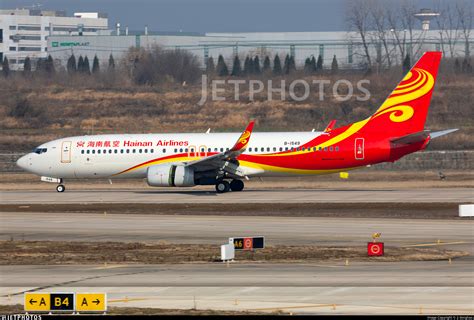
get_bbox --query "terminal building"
[0,9,109,70]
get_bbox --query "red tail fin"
[368,51,442,136]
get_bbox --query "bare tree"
[399,0,418,61]
[386,5,407,65]
[368,0,394,69]
[434,0,461,58]
[345,0,373,71]
[456,0,473,58]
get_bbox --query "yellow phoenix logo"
[372,68,434,123]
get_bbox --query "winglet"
[324,120,337,133]
[231,121,255,152]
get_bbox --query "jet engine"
[147,164,195,187]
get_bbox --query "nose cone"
[16,155,29,170]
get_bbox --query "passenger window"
[81,150,84,154]
[273,147,276,151]
[261,147,264,152]
[98,150,101,154]
[174,149,177,153]
[324,147,327,151]
[285,147,289,151]
[86,150,90,154]
[185,148,189,152]
[330,146,333,152]
[120,149,124,154]
[313,147,316,151]
[114,149,118,154]
[319,147,322,151]
[179,148,183,152]
[126,149,130,154]
[335,146,339,152]
[109,149,112,154]
[207,148,211,152]
[249,148,252,152]
[201,148,205,152]
[214,148,218,152]
[92,150,95,154]
[279,147,283,151]
[144,149,148,153]
[103,149,106,154]
[151,149,154,153]
[291,147,294,152]
[220,148,224,152]
[162,149,166,153]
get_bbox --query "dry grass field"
[0,241,467,265]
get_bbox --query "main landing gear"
[215,179,244,193]
[56,184,66,192]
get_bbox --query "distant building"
[47,29,474,71]
[0,9,109,70]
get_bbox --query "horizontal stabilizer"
[390,130,430,145]
[391,129,459,145]
[430,128,459,139]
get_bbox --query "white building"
[0,9,109,70]
[47,29,474,71]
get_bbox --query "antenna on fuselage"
[206,128,211,134]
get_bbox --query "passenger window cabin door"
[61,141,72,163]
[354,138,364,160]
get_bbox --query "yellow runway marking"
[108,297,150,303]
[402,241,468,248]
[249,304,336,311]
[92,264,127,270]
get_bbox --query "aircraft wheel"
[215,181,230,193]
[56,184,66,193]
[230,179,244,192]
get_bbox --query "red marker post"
[367,242,384,256]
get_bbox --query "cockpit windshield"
[33,148,48,154]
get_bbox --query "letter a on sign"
[76,293,107,312]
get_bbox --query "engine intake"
[147,164,195,187]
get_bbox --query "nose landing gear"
[56,184,66,192]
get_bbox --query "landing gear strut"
[56,184,66,193]
[215,180,230,193]
[230,179,244,192]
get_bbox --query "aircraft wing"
[184,121,255,175]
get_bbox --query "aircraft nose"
[16,155,29,170]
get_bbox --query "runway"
[1,188,473,204]
[1,261,473,314]
[1,213,473,251]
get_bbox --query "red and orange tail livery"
[366,51,442,137]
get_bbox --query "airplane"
[16,51,457,193]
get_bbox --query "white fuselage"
[17,132,323,180]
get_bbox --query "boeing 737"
[16,51,457,193]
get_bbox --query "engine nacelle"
[147,164,195,187]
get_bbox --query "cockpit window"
[33,148,48,154]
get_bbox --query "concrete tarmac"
[1,188,473,204]
[1,213,473,253]
[1,261,473,314]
